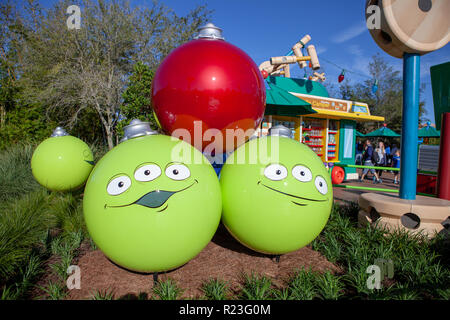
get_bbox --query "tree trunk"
[105,125,114,150]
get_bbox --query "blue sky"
[40,0,450,123]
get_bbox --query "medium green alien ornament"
[83,120,222,273]
[31,127,94,191]
[220,126,333,254]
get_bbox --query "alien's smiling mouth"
[257,181,326,206]
[105,179,198,212]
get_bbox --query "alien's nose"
[134,190,176,208]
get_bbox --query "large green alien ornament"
[83,120,221,273]
[31,127,94,191]
[220,131,333,254]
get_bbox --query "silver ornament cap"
[268,125,292,138]
[51,127,69,137]
[120,119,157,143]
[194,23,225,40]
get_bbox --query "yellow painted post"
[294,117,301,141]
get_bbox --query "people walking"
[385,143,391,166]
[375,141,387,183]
[355,141,363,165]
[359,140,381,184]
[393,149,401,184]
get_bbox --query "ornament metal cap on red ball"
[151,23,266,153]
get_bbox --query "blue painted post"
[399,53,420,200]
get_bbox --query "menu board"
[295,95,350,112]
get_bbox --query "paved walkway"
[333,169,400,204]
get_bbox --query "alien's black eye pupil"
[118,181,124,188]
[276,170,281,175]
[301,171,305,176]
[144,170,150,175]
[173,169,179,175]
[319,182,323,187]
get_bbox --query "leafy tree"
[116,62,156,141]
[0,0,211,149]
[0,14,53,149]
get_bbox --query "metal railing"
[331,164,437,198]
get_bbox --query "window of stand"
[327,120,340,162]
[272,118,296,139]
[302,118,326,161]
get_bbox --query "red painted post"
[437,112,450,200]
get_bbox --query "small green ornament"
[31,127,94,191]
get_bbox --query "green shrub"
[0,189,53,280]
[153,279,182,300]
[36,281,67,300]
[239,273,272,300]
[0,143,40,203]
[91,289,115,300]
[1,253,43,300]
[312,202,450,300]
[287,268,318,300]
[201,278,229,300]
[47,193,86,237]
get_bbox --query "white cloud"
[345,44,370,76]
[332,24,367,44]
[348,44,363,56]
[316,45,328,55]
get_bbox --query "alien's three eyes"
[264,164,328,195]
[106,163,190,196]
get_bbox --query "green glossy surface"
[83,134,222,272]
[31,136,94,191]
[220,136,333,254]
[265,82,316,117]
[266,76,330,98]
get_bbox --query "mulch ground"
[67,224,341,300]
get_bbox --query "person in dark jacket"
[355,141,364,165]
[359,140,381,183]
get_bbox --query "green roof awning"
[418,124,440,138]
[265,82,317,117]
[365,125,400,137]
[356,130,365,137]
[266,76,330,98]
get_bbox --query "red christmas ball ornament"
[338,70,345,83]
[261,69,269,79]
[151,23,266,153]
